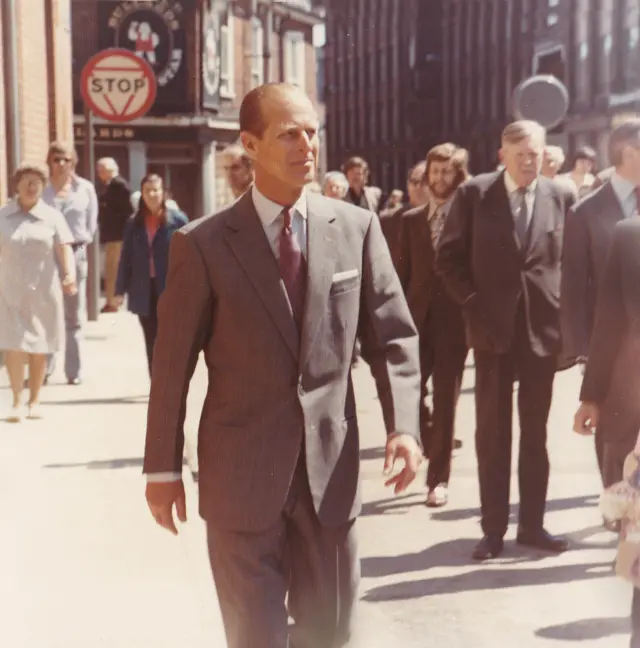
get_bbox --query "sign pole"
[83,104,100,322]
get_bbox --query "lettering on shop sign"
[74,125,136,141]
[108,1,185,88]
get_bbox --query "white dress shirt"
[610,171,639,220]
[146,185,309,483]
[504,171,537,226]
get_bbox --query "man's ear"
[239,132,258,161]
[498,148,505,164]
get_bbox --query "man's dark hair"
[609,119,640,167]
[425,142,470,187]
[341,156,369,177]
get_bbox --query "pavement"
[0,312,633,647]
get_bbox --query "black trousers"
[138,284,158,375]
[474,306,556,537]
[418,332,435,455]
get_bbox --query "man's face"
[323,179,346,199]
[346,167,366,193]
[407,168,428,206]
[541,151,560,178]
[500,136,543,188]
[242,90,319,190]
[427,160,458,201]
[622,143,640,185]
[223,154,253,197]
[96,164,111,184]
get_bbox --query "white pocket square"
[332,269,360,283]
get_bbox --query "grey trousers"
[206,462,360,648]
[48,246,88,380]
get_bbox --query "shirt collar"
[504,171,537,194]
[610,171,637,205]
[428,195,452,220]
[251,184,307,227]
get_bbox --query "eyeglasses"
[53,157,72,164]
[224,164,243,172]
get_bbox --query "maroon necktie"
[279,208,307,330]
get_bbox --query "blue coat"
[115,209,188,316]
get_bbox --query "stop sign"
[80,48,157,123]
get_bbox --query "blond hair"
[502,120,546,146]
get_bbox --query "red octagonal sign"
[80,48,157,123]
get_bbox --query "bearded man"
[397,143,470,507]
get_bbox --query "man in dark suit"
[142,83,423,648]
[573,120,640,489]
[564,120,640,487]
[342,156,382,213]
[96,158,132,313]
[398,143,469,507]
[437,120,573,560]
[575,216,640,648]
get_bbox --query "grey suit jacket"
[143,190,420,532]
[560,182,625,360]
[581,219,640,442]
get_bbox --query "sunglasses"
[53,156,72,164]
[224,164,244,172]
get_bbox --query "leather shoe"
[472,534,504,561]
[516,528,568,553]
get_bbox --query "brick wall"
[0,5,8,203]
[16,0,52,166]
[49,0,75,143]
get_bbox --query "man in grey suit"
[572,120,640,489]
[143,83,423,648]
[563,120,640,486]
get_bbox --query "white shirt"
[504,171,537,228]
[146,185,309,483]
[610,171,639,219]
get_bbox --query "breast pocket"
[329,276,360,297]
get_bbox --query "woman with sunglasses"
[0,163,77,421]
[42,142,98,385]
[115,174,188,375]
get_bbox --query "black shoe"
[67,377,82,386]
[516,528,568,553]
[472,535,504,561]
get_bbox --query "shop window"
[220,13,235,98]
[251,18,264,89]
[284,31,306,89]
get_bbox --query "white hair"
[544,145,566,168]
[97,157,119,175]
[502,120,546,147]
[323,171,348,190]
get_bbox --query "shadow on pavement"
[362,561,613,601]
[39,395,149,406]
[535,616,630,641]
[43,457,188,470]
[428,494,599,522]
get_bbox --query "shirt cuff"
[146,472,182,483]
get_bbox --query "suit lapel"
[299,193,338,370]
[224,192,300,361]
[600,181,626,224]
[525,180,553,259]
[486,173,522,252]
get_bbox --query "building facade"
[0,0,74,203]
[71,0,323,219]
[322,0,640,192]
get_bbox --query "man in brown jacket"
[142,83,423,648]
[398,143,469,507]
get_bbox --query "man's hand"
[145,480,187,535]
[573,401,599,436]
[383,434,423,494]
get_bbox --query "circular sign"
[109,1,185,88]
[512,75,569,130]
[80,48,157,123]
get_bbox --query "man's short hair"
[544,145,566,168]
[407,160,427,181]
[608,119,640,167]
[425,142,470,185]
[46,141,78,167]
[573,145,597,165]
[501,120,546,147]
[223,144,252,169]
[239,82,307,138]
[97,157,119,175]
[323,170,349,190]
[341,156,369,177]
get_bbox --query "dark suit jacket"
[98,175,133,243]
[115,209,188,316]
[560,182,626,360]
[581,219,640,441]
[436,171,573,355]
[143,190,421,532]
[379,204,408,271]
